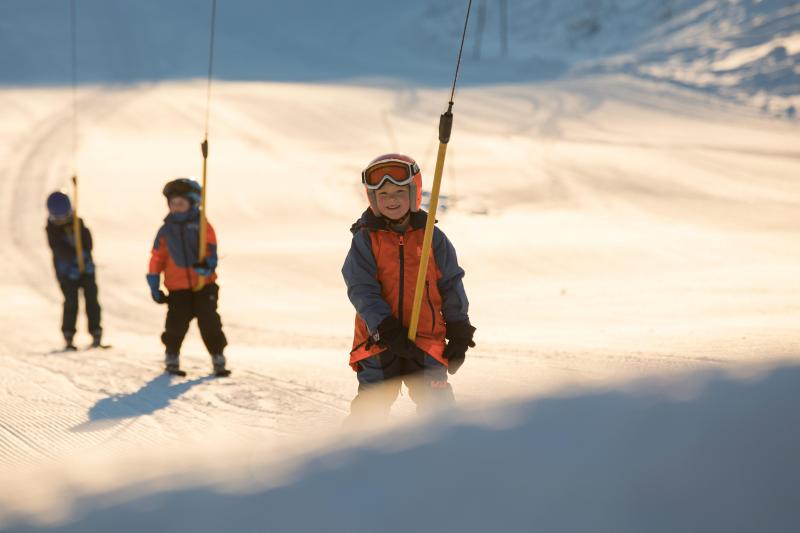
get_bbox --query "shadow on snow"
[71,373,212,432]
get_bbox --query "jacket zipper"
[178,222,194,290]
[398,234,405,327]
[425,279,436,333]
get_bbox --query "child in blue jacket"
[45,191,102,350]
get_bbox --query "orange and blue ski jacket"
[148,208,218,291]
[342,208,470,369]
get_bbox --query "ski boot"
[211,354,231,377]
[90,329,103,349]
[165,353,186,376]
[63,333,77,351]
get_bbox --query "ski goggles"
[361,159,420,190]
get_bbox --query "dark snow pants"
[161,283,227,356]
[59,273,102,339]
[349,351,455,418]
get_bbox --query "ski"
[48,344,111,354]
[47,345,78,354]
[164,368,229,378]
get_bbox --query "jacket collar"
[47,217,74,230]
[164,207,199,224]
[350,208,430,235]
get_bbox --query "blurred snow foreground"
[2,363,799,532]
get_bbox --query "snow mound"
[3,364,799,532]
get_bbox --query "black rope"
[70,0,78,175]
[439,0,473,143]
[448,0,474,106]
[203,0,218,142]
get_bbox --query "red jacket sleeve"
[148,234,168,275]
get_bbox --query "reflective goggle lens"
[362,161,418,189]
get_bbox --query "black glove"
[377,316,424,363]
[192,260,214,277]
[146,274,168,304]
[443,320,476,375]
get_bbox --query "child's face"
[49,213,72,226]
[168,196,191,214]
[375,182,410,219]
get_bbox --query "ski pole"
[193,0,218,292]
[408,0,473,342]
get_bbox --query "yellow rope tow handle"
[72,174,85,274]
[193,0,217,292]
[407,0,473,341]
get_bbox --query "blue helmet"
[163,177,202,207]
[46,191,72,218]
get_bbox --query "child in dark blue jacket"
[45,191,102,350]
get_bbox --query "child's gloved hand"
[67,265,81,281]
[146,273,168,304]
[443,320,476,375]
[377,316,424,363]
[192,260,214,277]
[151,289,168,304]
[83,253,95,275]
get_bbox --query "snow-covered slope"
[1,74,798,531]
[0,1,799,531]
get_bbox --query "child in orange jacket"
[342,154,476,418]
[147,178,230,377]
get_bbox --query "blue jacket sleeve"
[81,221,92,253]
[432,227,469,324]
[146,273,160,293]
[341,230,392,332]
[81,221,95,273]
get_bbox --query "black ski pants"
[161,283,227,356]
[59,273,102,338]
